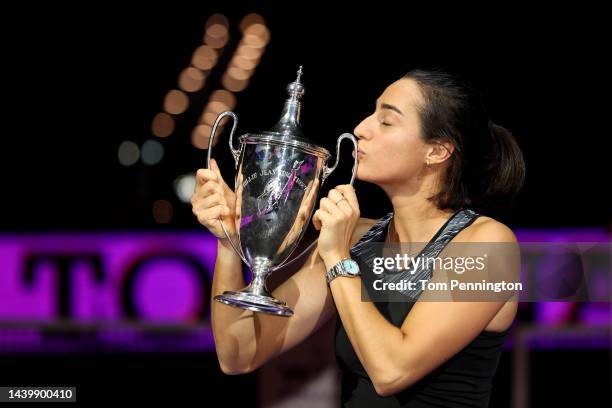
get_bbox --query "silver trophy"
[206,66,358,316]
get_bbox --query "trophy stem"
[214,257,294,317]
[248,258,273,297]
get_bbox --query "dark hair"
[404,69,526,213]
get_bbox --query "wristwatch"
[326,257,361,285]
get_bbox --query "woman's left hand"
[312,184,360,266]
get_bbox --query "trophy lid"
[240,66,331,159]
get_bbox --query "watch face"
[342,259,360,276]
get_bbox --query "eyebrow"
[376,99,404,116]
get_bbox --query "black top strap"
[351,209,481,301]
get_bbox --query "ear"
[425,140,454,165]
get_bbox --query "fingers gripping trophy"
[205,66,358,316]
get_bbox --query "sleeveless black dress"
[335,209,511,407]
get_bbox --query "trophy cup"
[206,66,358,316]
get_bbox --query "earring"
[425,160,430,166]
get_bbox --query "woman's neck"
[387,193,456,243]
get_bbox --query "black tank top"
[335,209,511,407]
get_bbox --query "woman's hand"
[191,159,237,240]
[312,184,360,266]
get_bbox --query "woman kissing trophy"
[205,66,358,316]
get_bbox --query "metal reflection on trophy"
[206,66,358,316]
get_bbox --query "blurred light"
[206,23,228,39]
[204,32,229,49]
[192,45,218,71]
[118,141,140,166]
[230,54,258,71]
[205,14,229,30]
[191,124,215,150]
[235,44,263,60]
[152,199,173,224]
[204,14,229,48]
[222,73,248,92]
[174,174,196,203]
[178,67,206,93]
[163,89,189,115]
[209,89,236,108]
[227,66,250,81]
[242,34,267,49]
[244,22,270,37]
[200,111,219,125]
[208,100,234,114]
[242,24,270,48]
[141,139,164,165]
[239,13,265,33]
[200,105,236,125]
[189,15,269,148]
[151,112,175,138]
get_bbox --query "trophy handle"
[206,111,249,266]
[321,132,359,185]
[207,111,241,169]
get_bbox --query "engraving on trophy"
[257,159,305,216]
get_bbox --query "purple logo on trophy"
[256,159,305,216]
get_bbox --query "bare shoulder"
[454,215,519,332]
[456,215,518,243]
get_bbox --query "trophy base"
[215,291,294,317]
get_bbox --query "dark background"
[2,2,610,407]
[4,2,610,231]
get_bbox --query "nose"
[353,115,372,141]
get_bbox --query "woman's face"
[353,78,429,186]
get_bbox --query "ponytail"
[471,121,525,211]
[404,69,526,213]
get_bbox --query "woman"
[191,69,525,407]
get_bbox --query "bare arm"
[192,161,379,374]
[211,217,378,375]
[327,219,519,396]
[211,237,335,374]
[301,182,518,396]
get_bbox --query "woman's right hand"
[192,158,237,240]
